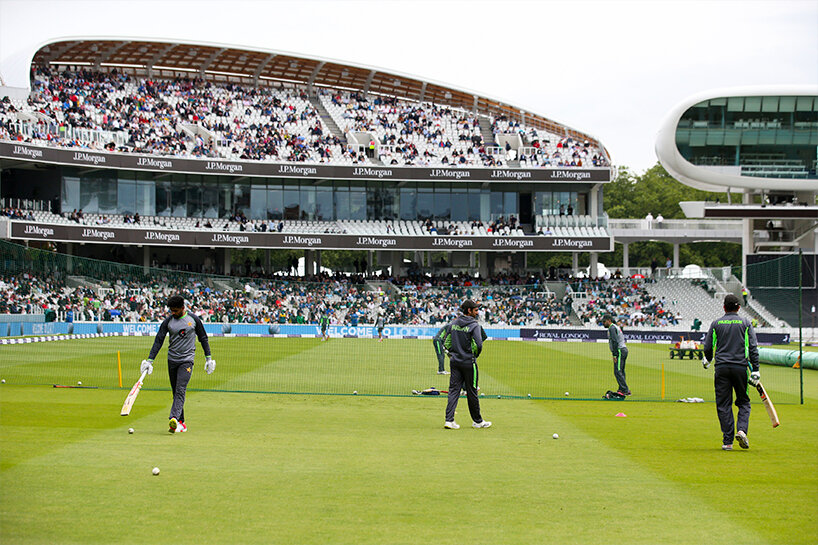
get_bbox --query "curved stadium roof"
[18,37,608,159]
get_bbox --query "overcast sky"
[1,0,817,173]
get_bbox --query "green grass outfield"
[1,338,817,544]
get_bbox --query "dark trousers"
[714,365,751,445]
[168,359,194,422]
[614,347,629,393]
[433,339,445,372]
[445,361,483,423]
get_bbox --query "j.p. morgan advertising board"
[9,222,613,252]
[0,143,610,183]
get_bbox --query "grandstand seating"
[0,67,608,168]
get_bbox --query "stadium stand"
[0,67,608,169]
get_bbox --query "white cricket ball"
[128,428,134,434]
[564,392,569,397]
[77,381,82,385]
[553,433,559,439]
[152,467,160,475]
[1,379,5,384]
[527,393,531,398]
[352,390,358,395]
[497,395,501,399]
[479,392,484,397]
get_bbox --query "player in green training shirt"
[319,312,331,341]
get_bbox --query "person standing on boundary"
[376,313,385,342]
[602,314,630,396]
[433,323,451,374]
[141,295,215,434]
[703,294,759,451]
[319,311,331,341]
[444,300,490,429]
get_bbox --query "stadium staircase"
[66,275,106,291]
[477,117,497,146]
[309,95,344,142]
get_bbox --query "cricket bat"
[754,381,780,428]
[120,371,147,416]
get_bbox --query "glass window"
[334,181,349,220]
[490,191,503,217]
[315,185,333,221]
[350,182,366,220]
[233,180,251,217]
[778,97,796,113]
[219,180,233,218]
[300,184,316,220]
[727,97,744,112]
[381,183,398,220]
[250,182,268,220]
[61,175,80,212]
[467,187,481,221]
[170,176,186,217]
[136,174,155,217]
[283,183,300,220]
[761,96,779,113]
[451,187,467,221]
[399,184,416,220]
[433,185,451,220]
[155,180,171,216]
[117,177,137,215]
[186,176,203,217]
[744,97,762,113]
[795,96,814,111]
[267,183,283,220]
[417,185,434,219]
[503,191,516,217]
[201,180,218,218]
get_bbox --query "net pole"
[117,351,123,388]
[798,249,803,405]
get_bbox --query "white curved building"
[655,87,817,310]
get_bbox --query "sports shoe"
[168,417,178,434]
[722,444,733,451]
[444,421,460,429]
[736,430,749,449]
[617,390,632,397]
[473,420,492,429]
[437,370,450,375]
[176,422,187,433]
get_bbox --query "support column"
[66,242,74,274]
[316,250,322,275]
[572,252,579,275]
[589,184,600,221]
[265,249,271,275]
[590,253,599,279]
[741,191,752,286]
[673,243,680,269]
[623,242,630,276]
[391,251,402,277]
[304,250,314,276]
[478,252,489,279]
[469,251,476,268]
[367,250,373,275]
[223,248,231,276]
[143,245,149,274]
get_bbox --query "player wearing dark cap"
[602,314,630,396]
[703,293,759,450]
[443,300,490,429]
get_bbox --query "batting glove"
[749,371,760,386]
[140,359,153,375]
[702,357,710,370]
[205,357,216,375]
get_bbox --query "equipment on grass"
[120,371,147,416]
[754,381,780,428]
[53,384,98,389]
[604,390,626,400]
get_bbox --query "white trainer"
[437,370,450,375]
[444,421,460,429]
[473,420,492,428]
[736,430,749,449]
[176,422,187,433]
